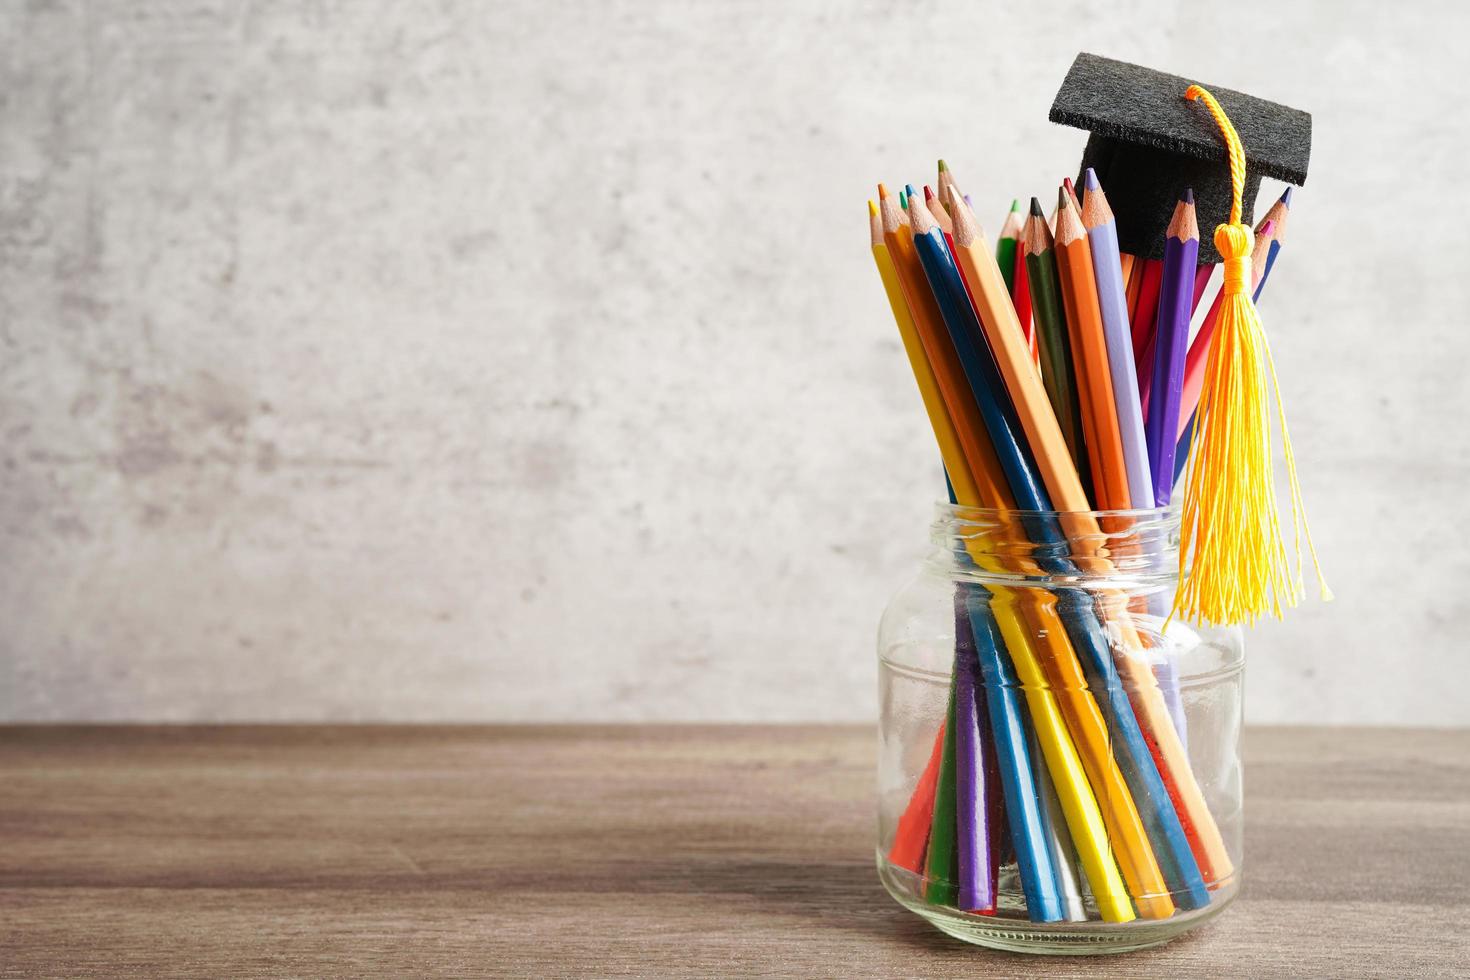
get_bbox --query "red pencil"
[1012,240,1036,360]
[888,724,946,872]
[1130,259,1164,365]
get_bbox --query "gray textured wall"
[2,1,1464,723]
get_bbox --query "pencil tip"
[963,193,972,207]
[1182,187,1194,205]
[938,159,948,172]
[1083,168,1100,191]
[923,185,936,201]
[904,184,918,200]
[868,199,878,217]
[877,183,889,200]
[1009,198,1021,212]
[1058,185,1070,210]
[899,189,908,209]
[1029,197,1045,217]
[1280,186,1294,207]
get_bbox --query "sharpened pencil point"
[1030,197,1045,218]
[1009,199,1021,212]
[899,190,908,209]
[923,185,936,201]
[1280,186,1293,207]
[938,159,949,172]
[963,194,972,207]
[1083,168,1100,191]
[877,183,889,200]
[1058,185,1071,210]
[905,184,918,201]
[868,199,878,217]
[1182,187,1194,205]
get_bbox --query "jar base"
[877,854,1237,955]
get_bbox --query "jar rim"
[934,501,1181,522]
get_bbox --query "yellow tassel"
[1173,86,1332,627]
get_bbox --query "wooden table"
[2,726,1466,977]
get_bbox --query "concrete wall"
[2,0,1464,723]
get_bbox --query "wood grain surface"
[1,725,1467,978]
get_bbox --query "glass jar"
[876,503,1244,954]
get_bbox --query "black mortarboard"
[1049,52,1311,264]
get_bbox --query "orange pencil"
[1053,187,1130,509]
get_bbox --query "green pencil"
[923,666,960,906]
[1021,197,1091,499]
[994,200,1023,295]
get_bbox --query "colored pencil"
[1021,201,1090,490]
[1029,724,1087,921]
[1010,231,1036,360]
[953,596,1000,913]
[1081,168,1153,509]
[966,595,1066,922]
[923,673,960,905]
[1143,192,1200,505]
[949,194,1094,515]
[924,184,954,237]
[887,723,944,872]
[869,201,983,506]
[1124,253,1146,324]
[1130,259,1164,365]
[937,159,961,215]
[1135,261,1215,399]
[1192,264,1214,313]
[995,200,1023,295]
[1053,188,1130,510]
[1062,176,1080,211]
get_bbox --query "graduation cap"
[1049,52,1311,264]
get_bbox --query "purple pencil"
[953,600,998,913]
[1144,191,1200,506]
